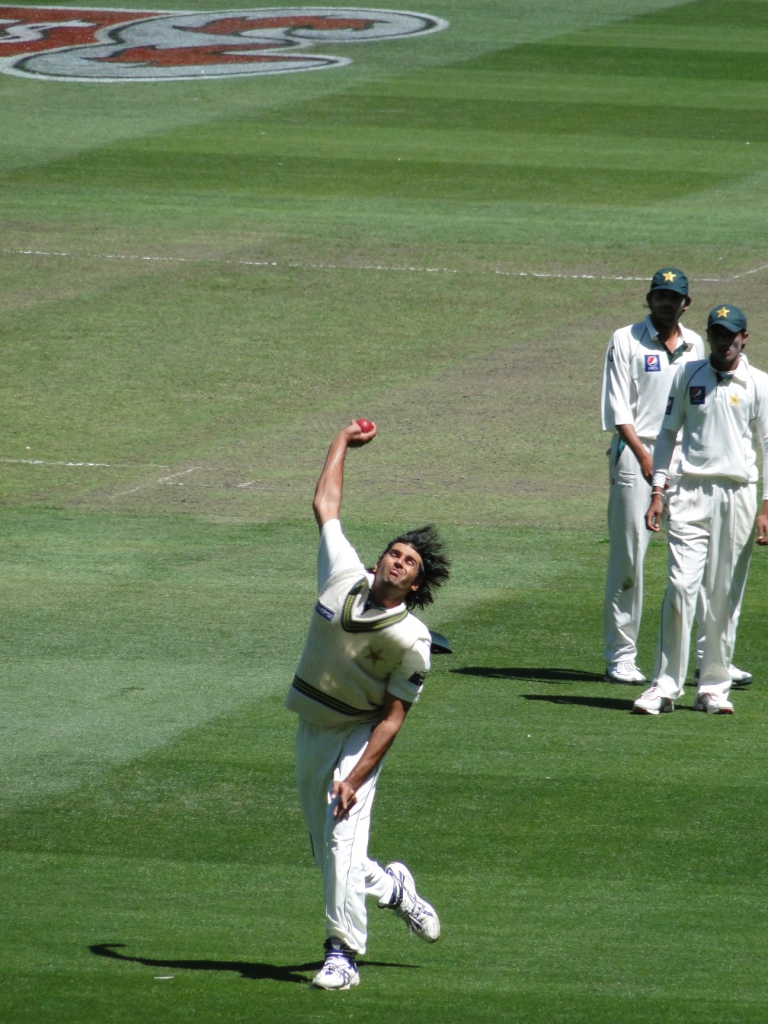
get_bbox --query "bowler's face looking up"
[372,543,422,606]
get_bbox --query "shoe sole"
[406,907,440,943]
[693,703,734,715]
[386,861,440,943]
[696,672,752,684]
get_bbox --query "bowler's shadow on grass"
[454,666,606,684]
[89,942,418,985]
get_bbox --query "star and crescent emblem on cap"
[717,306,730,318]
[663,271,677,282]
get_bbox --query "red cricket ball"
[356,418,375,433]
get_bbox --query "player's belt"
[291,675,371,716]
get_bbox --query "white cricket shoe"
[693,693,734,715]
[312,938,359,991]
[605,660,647,684]
[693,665,752,684]
[381,862,440,943]
[729,665,752,683]
[632,685,675,715]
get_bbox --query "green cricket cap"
[649,267,689,296]
[707,304,747,333]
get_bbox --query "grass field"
[2,0,768,1021]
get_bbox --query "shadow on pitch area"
[90,943,419,985]
[520,693,634,711]
[522,693,707,712]
[453,666,606,683]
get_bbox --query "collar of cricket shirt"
[645,316,692,363]
[711,355,749,388]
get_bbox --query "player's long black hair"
[380,524,451,610]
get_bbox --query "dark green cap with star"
[707,304,747,333]
[649,267,689,296]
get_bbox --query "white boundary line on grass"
[0,457,171,468]
[111,466,202,497]
[2,457,207,498]
[4,247,768,282]
[3,458,259,499]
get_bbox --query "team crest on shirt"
[364,645,384,665]
[644,354,661,372]
[689,385,706,405]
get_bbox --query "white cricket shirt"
[601,316,704,439]
[285,520,432,727]
[652,355,768,498]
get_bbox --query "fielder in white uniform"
[286,421,451,991]
[633,305,768,715]
[601,268,705,683]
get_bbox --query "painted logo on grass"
[0,5,448,81]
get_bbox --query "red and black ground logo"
[0,5,448,81]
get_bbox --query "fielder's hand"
[638,449,654,485]
[757,511,768,546]
[645,493,664,533]
[331,779,358,820]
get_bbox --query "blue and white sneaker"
[312,938,359,990]
[380,862,440,943]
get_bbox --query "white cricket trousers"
[603,436,734,669]
[653,478,756,699]
[604,434,658,665]
[295,717,395,955]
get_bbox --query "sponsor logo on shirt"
[315,601,335,622]
[690,385,706,405]
[665,396,674,416]
[644,354,661,372]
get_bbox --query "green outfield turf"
[2,0,768,1021]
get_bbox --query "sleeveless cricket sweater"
[285,566,431,728]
